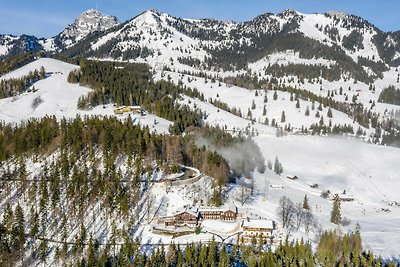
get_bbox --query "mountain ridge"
[2,8,400,78]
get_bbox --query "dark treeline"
[169,14,374,83]
[357,56,388,79]
[206,33,373,83]
[2,221,396,267]
[262,58,386,82]
[0,52,41,76]
[0,67,46,99]
[68,60,202,134]
[0,116,230,182]
[378,85,400,106]
[264,63,343,82]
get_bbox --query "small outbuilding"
[286,174,298,180]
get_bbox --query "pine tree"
[14,203,25,252]
[251,100,256,110]
[218,244,230,267]
[273,91,278,100]
[87,234,97,266]
[296,99,300,108]
[2,203,13,230]
[305,106,310,116]
[281,111,286,123]
[327,107,333,118]
[263,105,267,116]
[30,208,39,238]
[39,239,48,264]
[274,157,283,175]
[319,116,324,126]
[331,194,342,225]
[247,108,252,119]
[303,195,310,210]
[40,66,46,79]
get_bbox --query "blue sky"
[1,0,399,37]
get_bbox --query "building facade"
[241,218,275,240]
[199,206,239,221]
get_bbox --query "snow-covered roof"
[242,219,274,230]
[337,193,354,200]
[175,206,199,217]
[199,205,237,213]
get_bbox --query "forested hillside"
[68,60,203,134]
[1,116,262,265]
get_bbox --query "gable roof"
[175,206,199,217]
[242,219,274,229]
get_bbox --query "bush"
[31,96,43,109]
[169,164,182,174]
[195,226,201,235]
[321,190,330,199]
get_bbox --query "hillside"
[0,58,171,133]
[54,9,400,146]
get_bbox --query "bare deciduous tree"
[146,192,155,223]
[277,196,295,230]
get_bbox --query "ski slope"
[252,134,400,258]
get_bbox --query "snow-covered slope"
[89,10,209,65]
[1,57,77,79]
[252,134,400,258]
[170,88,400,258]
[0,34,19,56]
[1,9,400,260]
[0,34,43,59]
[0,58,171,133]
[156,70,369,134]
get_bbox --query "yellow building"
[113,106,143,115]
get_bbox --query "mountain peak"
[82,8,102,14]
[280,9,301,17]
[148,8,162,15]
[56,9,119,48]
[326,10,348,18]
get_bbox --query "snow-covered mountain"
[54,9,119,49]
[2,8,400,70]
[0,9,119,58]
[0,34,43,58]
[60,9,400,69]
